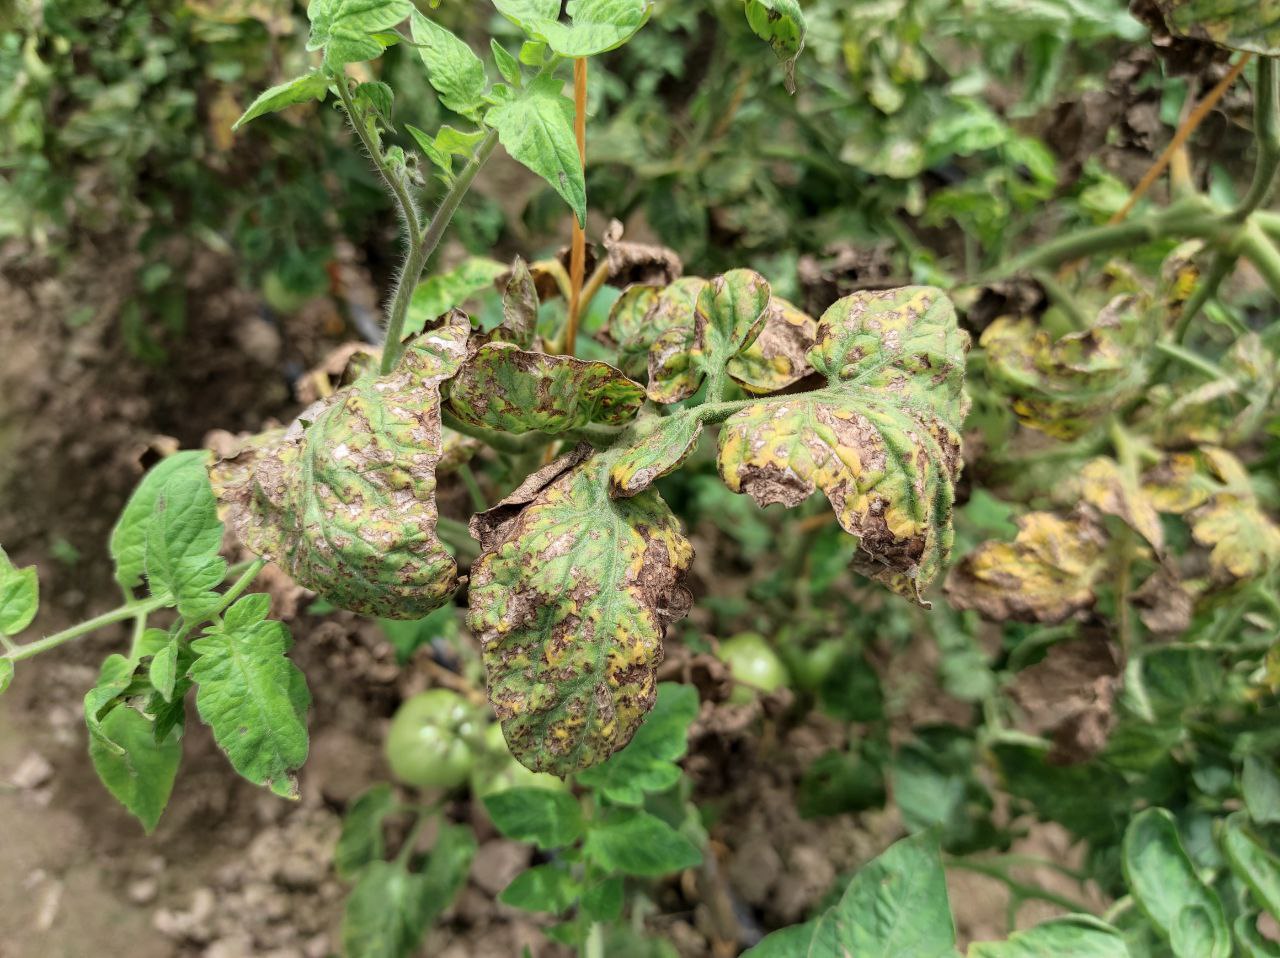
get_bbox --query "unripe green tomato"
[385,690,481,789]
[469,722,566,797]
[786,638,845,693]
[717,633,789,704]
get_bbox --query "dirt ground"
[0,230,1109,958]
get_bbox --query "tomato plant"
[4,0,1280,956]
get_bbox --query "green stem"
[583,921,605,958]
[336,76,420,240]
[1232,57,1280,221]
[1171,249,1234,345]
[382,128,501,375]
[457,463,488,512]
[1030,268,1089,330]
[214,560,267,617]
[945,859,1093,915]
[1153,340,1228,381]
[436,515,479,562]
[1239,221,1280,302]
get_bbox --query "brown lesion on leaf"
[469,443,593,551]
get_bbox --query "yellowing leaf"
[726,297,818,394]
[608,413,703,498]
[981,297,1145,440]
[1080,456,1164,553]
[467,447,693,776]
[946,510,1108,623]
[213,312,470,619]
[608,276,705,379]
[447,343,645,434]
[648,269,772,404]
[717,286,969,603]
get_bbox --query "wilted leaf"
[493,0,652,57]
[1080,456,1164,553]
[1152,0,1280,55]
[295,343,380,405]
[468,449,693,775]
[0,546,38,637]
[1123,808,1231,958]
[190,593,310,799]
[600,220,682,288]
[409,11,486,117]
[608,277,705,379]
[233,72,330,130]
[307,0,413,66]
[496,257,539,349]
[946,510,1108,623]
[448,343,644,434]
[1132,569,1193,636]
[981,297,1145,440]
[215,313,470,619]
[1186,448,1280,582]
[1141,452,1214,514]
[1148,334,1279,445]
[648,269,772,404]
[608,413,703,498]
[726,297,819,394]
[743,0,807,93]
[719,287,969,603]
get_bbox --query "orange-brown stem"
[563,58,589,357]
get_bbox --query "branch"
[1233,56,1280,221]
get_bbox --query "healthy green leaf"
[1153,1,1280,55]
[405,258,504,335]
[0,546,38,637]
[967,916,1131,957]
[355,80,394,125]
[84,654,144,754]
[213,314,470,618]
[1236,913,1280,957]
[1221,815,1280,920]
[189,593,310,799]
[806,831,956,958]
[491,39,521,85]
[574,682,698,804]
[111,450,210,591]
[336,784,396,880]
[148,635,180,703]
[307,0,414,67]
[582,876,624,922]
[493,0,652,57]
[718,287,969,603]
[743,0,806,93]
[232,72,331,131]
[744,922,818,957]
[145,473,227,619]
[582,811,703,876]
[1245,756,1280,825]
[447,343,645,434]
[0,659,11,697]
[410,11,487,117]
[1123,808,1231,958]
[608,412,703,499]
[498,862,579,914]
[648,269,771,404]
[482,787,585,849]
[486,74,586,226]
[88,703,183,833]
[468,449,693,775]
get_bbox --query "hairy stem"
[382,129,501,373]
[336,74,420,239]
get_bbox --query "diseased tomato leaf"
[492,0,652,57]
[648,269,772,404]
[946,509,1108,623]
[1080,456,1164,554]
[1152,0,1280,56]
[726,297,818,395]
[981,296,1146,440]
[467,447,693,776]
[743,0,807,94]
[608,413,703,498]
[212,312,470,619]
[718,286,969,603]
[608,276,705,379]
[447,342,645,434]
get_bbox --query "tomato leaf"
[111,450,210,591]
[409,11,487,117]
[233,72,330,130]
[498,862,579,914]
[468,448,693,775]
[575,682,699,804]
[648,269,772,404]
[582,810,702,876]
[448,343,644,434]
[967,916,1130,957]
[336,784,396,880]
[493,0,652,57]
[189,594,310,799]
[743,0,806,94]
[483,787,585,848]
[726,297,819,394]
[946,509,1107,623]
[307,0,413,67]
[406,258,503,335]
[608,413,703,498]
[145,473,227,620]
[1123,808,1231,958]
[1152,0,1280,55]
[495,256,539,349]
[0,546,38,637]
[1222,814,1280,921]
[213,313,470,619]
[718,286,969,603]
[1080,456,1165,554]
[486,74,586,226]
[88,703,183,834]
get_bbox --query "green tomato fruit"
[785,637,845,693]
[469,722,566,797]
[385,690,481,789]
[717,632,789,704]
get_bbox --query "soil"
[0,228,1109,957]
